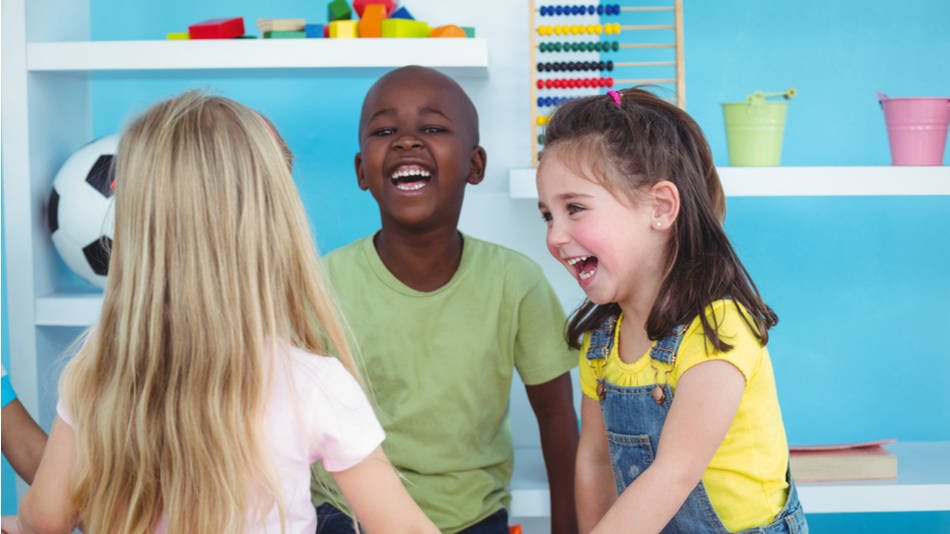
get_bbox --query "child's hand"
[1,515,24,534]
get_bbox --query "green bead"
[538,134,544,144]
[539,43,547,52]
[598,42,607,52]
[612,40,619,51]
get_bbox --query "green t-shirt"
[311,233,575,532]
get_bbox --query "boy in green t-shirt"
[311,66,579,534]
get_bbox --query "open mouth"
[391,165,432,191]
[567,255,598,281]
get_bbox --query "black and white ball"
[47,135,118,289]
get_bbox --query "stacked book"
[790,438,898,482]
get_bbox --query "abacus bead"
[538,43,545,52]
[612,41,619,51]
[538,134,544,144]
[545,79,553,89]
[540,6,547,16]
[537,97,543,107]
[606,77,614,87]
[537,62,543,72]
[536,79,544,89]
[597,61,604,70]
[606,60,614,71]
[555,5,563,15]
[588,5,595,14]
[597,4,604,14]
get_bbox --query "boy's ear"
[354,153,369,191]
[466,145,487,185]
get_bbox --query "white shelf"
[35,294,102,327]
[27,38,489,75]
[510,442,950,517]
[509,166,950,198]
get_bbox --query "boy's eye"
[371,128,395,137]
[422,126,446,134]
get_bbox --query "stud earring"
[654,221,662,228]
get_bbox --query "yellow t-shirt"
[578,300,789,532]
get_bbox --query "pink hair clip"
[607,90,622,105]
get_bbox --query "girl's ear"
[650,180,680,229]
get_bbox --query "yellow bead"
[594,24,603,34]
[613,23,621,34]
[587,24,596,34]
[554,25,563,35]
[536,115,549,126]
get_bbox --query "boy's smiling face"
[356,67,486,231]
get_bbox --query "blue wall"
[3,0,948,530]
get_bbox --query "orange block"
[429,24,467,38]
[508,526,522,534]
[359,4,386,38]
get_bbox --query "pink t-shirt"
[58,345,385,533]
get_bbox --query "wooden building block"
[380,19,429,38]
[263,30,306,39]
[358,4,386,38]
[461,26,476,38]
[389,6,414,20]
[430,25,466,38]
[305,24,324,38]
[257,18,306,32]
[353,0,396,18]
[166,32,190,40]
[329,20,360,38]
[188,17,245,39]
[327,0,352,21]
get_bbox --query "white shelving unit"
[0,0,490,504]
[511,442,950,518]
[509,166,950,198]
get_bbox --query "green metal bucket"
[722,89,797,166]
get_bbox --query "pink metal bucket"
[878,92,950,165]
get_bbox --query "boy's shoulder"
[461,234,545,282]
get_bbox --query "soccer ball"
[47,135,118,289]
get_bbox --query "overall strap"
[584,315,618,361]
[648,323,688,366]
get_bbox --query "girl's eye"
[567,204,584,214]
[540,211,552,223]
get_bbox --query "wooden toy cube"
[353,0,396,18]
[327,0,352,21]
[358,4,387,38]
[305,24,324,38]
[389,6,414,20]
[188,17,245,39]
[329,20,360,38]
[380,19,429,38]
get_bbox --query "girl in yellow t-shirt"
[536,88,807,534]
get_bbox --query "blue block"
[305,23,324,38]
[389,6,414,20]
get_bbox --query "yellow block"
[329,20,359,38]
[380,19,429,38]
[166,32,190,40]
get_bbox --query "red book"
[188,17,245,39]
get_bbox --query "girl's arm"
[526,372,579,534]
[331,446,439,534]
[17,417,79,534]
[575,395,617,534]
[1,399,48,484]
[592,360,745,534]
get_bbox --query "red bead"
[606,77,614,87]
[537,79,544,89]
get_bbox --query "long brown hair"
[543,87,777,351]
[60,91,361,533]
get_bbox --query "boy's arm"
[526,372,579,534]
[575,395,616,534]
[332,446,439,534]
[591,360,744,534]
[1,400,48,484]
[18,417,79,534]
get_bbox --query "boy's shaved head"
[359,65,480,146]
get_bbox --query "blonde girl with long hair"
[13,91,440,534]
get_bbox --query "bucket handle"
[877,91,889,108]
[746,88,797,104]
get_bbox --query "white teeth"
[567,255,591,265]
[396,182,426,191]
[579,270,595,280]
[392,167,431,180]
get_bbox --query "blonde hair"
[60,91,359,533]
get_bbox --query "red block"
[188,17,245,39]
[353,0,396,18]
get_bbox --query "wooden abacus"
[529,1,684,166]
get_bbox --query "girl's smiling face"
[536,147,672,311]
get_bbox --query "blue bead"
[613,3,621,14]
[588,5,595,14]
[541,6,548,15]
[597,4,604,15]
[554,5,562,15]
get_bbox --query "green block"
[235,34,257,39]
[263,30,307,38]
[328,0,351,21]
[461,26,475,38]
[380,18,429,38]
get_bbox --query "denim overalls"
[585,315,808,534]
